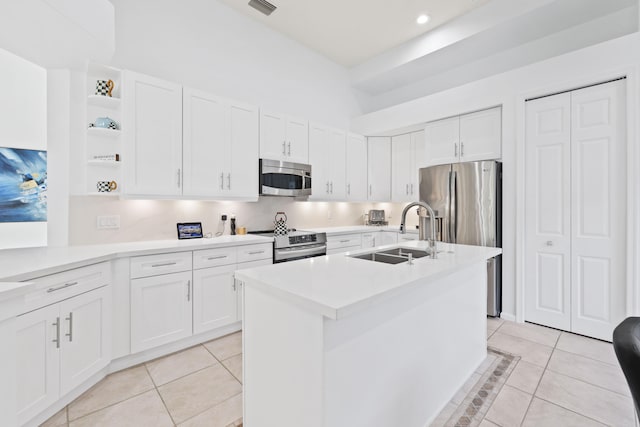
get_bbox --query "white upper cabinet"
[309,123,346,200]
[392,130,425,202]
[183,88,258,199]
[459,107,502,162]
[123,71,183,196]
[345,133,368,201]
[425,107,501,166]
[367,136,391,202]
[260,110,309,164]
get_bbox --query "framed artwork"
[0,147,47,223]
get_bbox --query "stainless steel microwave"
[259,159,312,197]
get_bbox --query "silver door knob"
[545,241,553,246]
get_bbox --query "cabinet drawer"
[24,262,111,312]
[193,247,237,270]
[398,233,419,242]
[237,243,272,263]
[130,252,192,279]
[327,233,362,250]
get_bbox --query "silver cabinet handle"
[282,141,286,155]
[233,280,237,291]
[326,182,330,194]
[347,183,351,195]
[330,182,333,194]
[220,173,224,190]
[369,185,372,196]
[207,255,227,260]
[186,280,191,301]
[151,262,177,267]
[47,281,78,293]
[227,173,231,190]
[546,241,554,246]
[177,169,181,188]
[65,312,73,342]
[406,184,409,195]
[288,142,291,156]
[339,239,351,243]
[461,141,464,157]
[52,317,60,349]
[248,250,265,255]
[454,142,458,157]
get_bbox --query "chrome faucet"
[400,201,438,259]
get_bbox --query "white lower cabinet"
[378,231,399,246]
[16,286,111,425]
[361,231,381,248]
[130,271,193,353]
[193,264,237,334]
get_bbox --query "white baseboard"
[500,312,516,322]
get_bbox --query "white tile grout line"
[143,363,178,426]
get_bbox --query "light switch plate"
[97,215,120,229]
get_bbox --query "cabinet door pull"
[288,142,291,156]
[207,255,227,260]
[52,317,60,349]
[47,281,79,293]
[220,173,224,190]
[369,185,372,196]
[151,262,177,268]
[186,280,191,301]
[248,250,265,255]
[177,169,181,188]
[282,141,286,155]
[326,182,330,194]
[227,173,231,190]
[330,182,333,194]
[339,239,351,243]
[454,142,458,157]
[347,183,351,195]
[233,280,237,292]
[65,312,73,342]
[461,142,464,157]
[406,184,409,195]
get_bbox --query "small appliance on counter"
[367,209,388,226]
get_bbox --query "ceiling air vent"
[248,0,277,16]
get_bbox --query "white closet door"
[570,80,626,341]
[524,93,572,331]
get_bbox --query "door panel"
[570,80,626,341]
[367,137,391,201]
[59,286,111,395]
[419,164,451,242]
[193,264,238,334]
[424,116,459,166]
[345,134,368,201]
[459,107,502,162]
[182,89,227,196]
[329,129,346,200]
[16,305,60,425]
[309,123,330,199]
[453,161,499,247]
[229,102,259,197]
[286,116,309,164]
[524,93,572,331]
[391,134,412,202]
[259,110,287,161]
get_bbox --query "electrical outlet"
[221,214,228,221]
[97,215,120,230]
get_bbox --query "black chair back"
[613,317,640,420]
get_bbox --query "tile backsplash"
[68,196,419,245]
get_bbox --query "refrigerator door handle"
[449,170,457,243]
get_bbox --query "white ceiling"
[217,0,491,67]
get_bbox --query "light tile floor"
[41,321,636,427]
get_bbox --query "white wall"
[67,197,414,245]
[108,0,361,129]
[0,48,47,249]
[352,33,640,320]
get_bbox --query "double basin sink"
[349,247,433,265]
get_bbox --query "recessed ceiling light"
[417,14,430,25]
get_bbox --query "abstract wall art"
[0,147,47,223]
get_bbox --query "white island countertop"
[0,235,274,282]
[236,241,501,319]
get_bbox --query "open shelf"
[87,95,121,109]
[87,160,121,167]
[87,127,121,138]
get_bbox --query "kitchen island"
[235,241,501,427]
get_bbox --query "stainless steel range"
[249,229,327,263]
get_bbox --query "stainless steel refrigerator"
[419,161,502,316]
